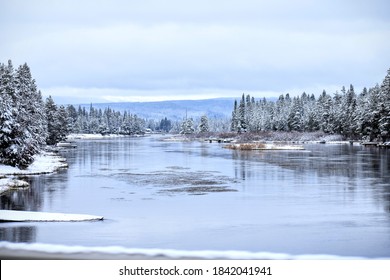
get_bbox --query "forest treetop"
[231,68,390,142]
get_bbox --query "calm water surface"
[1,136,390,258]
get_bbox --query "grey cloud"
[1,0,389,102]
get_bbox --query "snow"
[225,143,305,150]
[161,135,191,142]
[0,210,103,222]
[67,133,126,140]
[0,179,15,193]
[0,241,370,260]
[0,178,29,193]
[0,151,68,176]
[262,143,305,150]
[0,151,68,194]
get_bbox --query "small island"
[224,142,305,150]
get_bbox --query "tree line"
[0,60,148,168]
[65,104,146,135]
[231,68,390,141]
[2,59,389,168]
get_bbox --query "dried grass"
[225,143,266,150]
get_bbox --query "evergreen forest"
[0,60,147,168]
[1,59,390,169]
[231,69,390,142]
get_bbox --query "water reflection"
[1,177,42,211]
[230,144,390,213]
[0,226,36,243]
[1,137,390,257]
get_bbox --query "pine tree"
[45,96,63,145]
[366,86,381,141]
[180,117,195,135]
[0,81,16,165]
[199,115,209,133]
[66,105,78,133]
[230,100,239,132]
[237,94,247,133]
[0,60,36,168]
[159,117,172,132]
[57,105,70,141]
[274,94,288,131]
[379,68,390,142]
[303,94,318,131]
[339,85,357,138]
[288,96,303,131]
[15,63,47,150]
[355,86,381,141]
[0,62,17,165]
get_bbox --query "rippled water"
[1,136,390,258]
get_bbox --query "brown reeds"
[224,143,266,150]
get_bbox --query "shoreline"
[66,133,128,140]
[0,151,68,194]
[0,242,370,260]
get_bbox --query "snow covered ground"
[0,241,368,260]
[225,143,305,150]
[0,210,103,222]
[0,178,29,194]
[161,135,192,142]
[0,151,68,194]
[67,133,126,140]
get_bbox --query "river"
[1,135,390,258]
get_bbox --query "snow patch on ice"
[0,242,371,260]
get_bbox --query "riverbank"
[221,131,344,143]
[224,142,305,150]
[0,152,68,194]
[66,133,127,140]
[163,131,345,143]
[0,242,367,260]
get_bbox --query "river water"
[1,136,390,258]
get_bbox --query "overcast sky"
[1,0,389,103]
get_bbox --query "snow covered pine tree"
[0,60,48,168]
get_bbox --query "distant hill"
[77,98,236,121]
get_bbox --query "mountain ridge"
[76,97,237,121]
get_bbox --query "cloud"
[1,0,390,103]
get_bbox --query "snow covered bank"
[0,152,68,194]
[66,133,126,140]
[161,135,192,142]
[0,210,103,222]
[0,178,29,194]
[0,152,68,176]
[0,241,370,260]
[225,143,305,150]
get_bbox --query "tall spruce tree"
[230,100,239,132]
[180,117,195,135]
[199,115,209,133]
[45,96,63,145]
[0,60,49,168]
[237,94,247,133]
[379,69,390,141]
